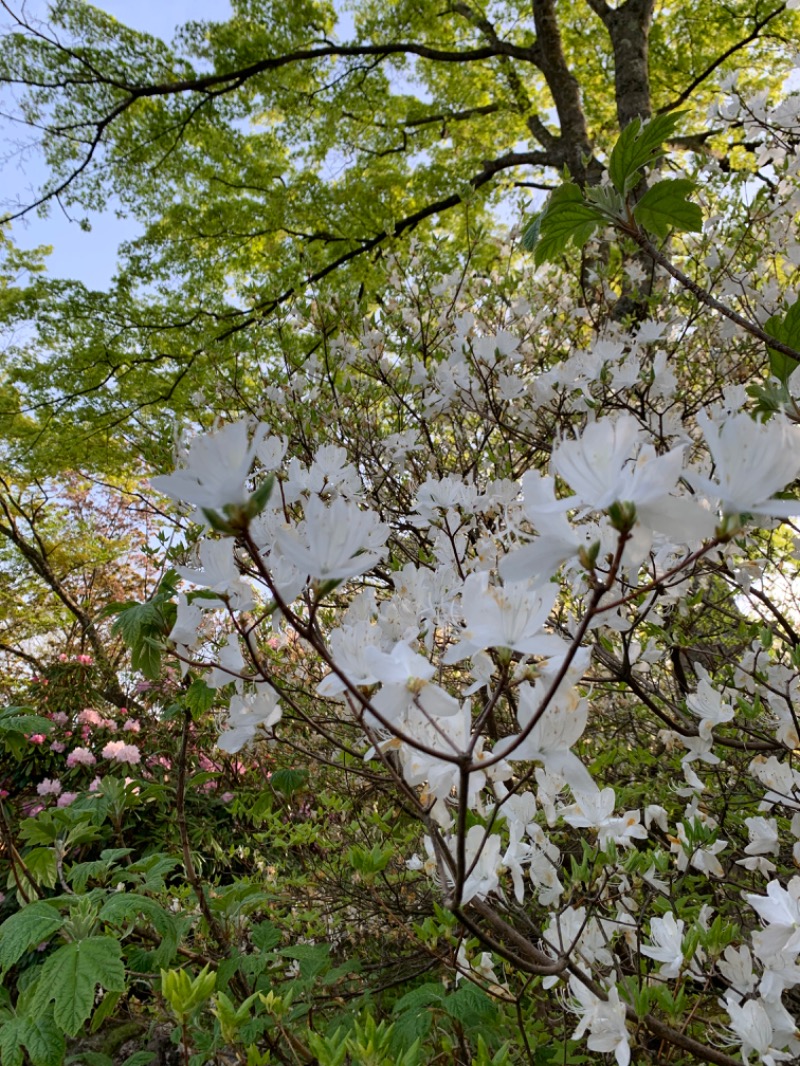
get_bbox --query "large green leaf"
[0,902,64,972]
[632,179,702,239]
[608,111,686,195]
[19,1015,66,1066]
[765,298,800,382]
[0,1018,24,1066]
[28,937,125,1037]
[533,184,605,266]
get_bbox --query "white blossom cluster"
[148,141,800,1061]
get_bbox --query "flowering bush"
[10,103,800,1066]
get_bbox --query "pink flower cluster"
[102,740,141,765]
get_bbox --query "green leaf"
[520,210,544,252]
[269,768,308,795]
[608,111,687,195]
[0,902,64,972]
[251,921,281,952]
[393,983,447,1013]
[0,1018,24,1066]
[29,937,126,1037]
[765,298,800,383]
[121,1053,156,1066]
[533,183,605,265]
[19,1015,66,1066]
[443,982,496,1026]
[632,179,702,239]
[0,710,53,735]
[279,943,330,980]
[185,678,216,716]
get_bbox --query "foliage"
[5,2,800,1065]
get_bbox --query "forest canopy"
[3,2,800,1065]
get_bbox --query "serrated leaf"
[443,982,496,1026]
[0,1018,24,1066]
[609,111,687,195]
[533,184,605,265]
[393,983,446,1013]
[29,937,125,1037]
[279,943,330,980]
[520,210,543,252]
[251,921,280,952]
[185,678,216,716]
[19,1015,66,1066]
[765,299,800,382]
[632,178,702,239]
[0,902,64,971]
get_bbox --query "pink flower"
[50,741,66,753]
[59,654,68,662]
[57,792,78,807]
[221,791,234,803]
[78,709,104,727]
[89,776,102,791]
[102,740,141,765]
[50,712,68,726]
[28,734,46,745]
[66,747,96,768]
[37,778,62,797]
[123,719,141,733]
[76,654,94,665]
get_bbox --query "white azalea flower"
[568,978,631,1066]
[443,572,564,661]
[217,687,282,753]
[641,913,686,979]
[552,415,713,541]
[689,411,800,520]
[152,420,267,511]
[746,879,800,958]
[276,496,388,582]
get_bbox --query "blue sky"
[3,1,232,289]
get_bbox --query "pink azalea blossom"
[102,740,142,765]
[57,792,78,807]
[28,734,46,745]
[36,778,62,797]
[66,747,97,767]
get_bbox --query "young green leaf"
[533,184,605,265]
[765,298,800,383]
[632,179,702,239]
[609,111,687,195]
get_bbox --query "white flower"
[686,669,734,738]
[177,538,254,610]
[689,412,800,519]
[495,673,596,795]
[746,879,800,959]
[718,945,757,998]
[151,420,267,511]
[641,913,685,979]
[443,572,564,661]
[552,416,714,541]
[217,688,282,753]
[561,788,647,849]
[726,998,794,1065]
[276,496,388,582]
[568,978,631,1066]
